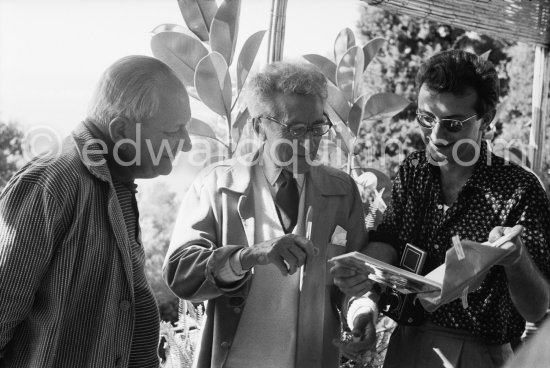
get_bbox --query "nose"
[429,122,447,143]
[180,127,192,152]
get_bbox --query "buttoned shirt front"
[372,142,550,344]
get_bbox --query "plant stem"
[227,117,233,159]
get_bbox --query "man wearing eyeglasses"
[332,50,550,367]
[164,62,371,368]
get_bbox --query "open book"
[329,252,441,294]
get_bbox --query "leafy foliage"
[304,27,409,158]
[138,182,183,323]
[0,120,24,192]
[151,0,265,158]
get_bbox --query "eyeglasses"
[416,110,479,133]
[256,113,333,138]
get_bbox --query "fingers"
[281,249,300,275]
[331,265,374,296]
[329,264,359,278]
[292,235,315,258]
[487,226,505,243]
[271,256,290,276]
[504,224,524,237]
[286,246,306,273]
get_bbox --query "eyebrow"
[418,110,469,120]
[286,118,328,125]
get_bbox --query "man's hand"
[488,225,524,268]
[330,263,373,297]
[240,234,314,275]
[333,310,377,361]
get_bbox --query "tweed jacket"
[164,151,367,368]
[0,123,147,367]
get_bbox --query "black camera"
[377,243,427,326]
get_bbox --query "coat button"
[119,300,131,311]
[221,341,230,349]
[233,307,241,314]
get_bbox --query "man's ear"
[480,109,496,131]
[108,117,131,143]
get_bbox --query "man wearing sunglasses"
[332,50,550,367]
[164,62,371,368]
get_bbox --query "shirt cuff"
[346,295,379,330]
[216,249,247,283]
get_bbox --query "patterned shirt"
[371,141,550,344]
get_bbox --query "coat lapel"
[296,166,347,368]
[71,123,134,293]
[217,152,257,247]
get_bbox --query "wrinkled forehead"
[270,93,324,118]
[418,84,478,115]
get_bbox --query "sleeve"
[0,180,63,353]
[510,177,550,280]
[163,176,251,303]
[368,159,410,254]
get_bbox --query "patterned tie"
[275,169,299,233]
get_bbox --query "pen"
[300,206,313,291]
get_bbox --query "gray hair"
[87,55,186,125]
[246,61,328,118]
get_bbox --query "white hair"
[87,55,186,125]
[246,61,328,118]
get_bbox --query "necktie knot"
[275,170,299,233]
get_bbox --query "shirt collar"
[261,148,282,186]
[425,140,493,193]
[260,147,305,190]
[462,140,492,192]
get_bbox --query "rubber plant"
[303,27,410,174]
[151,0,266,159]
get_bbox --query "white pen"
[300,206,313,291]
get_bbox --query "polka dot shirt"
[371,141,550,344]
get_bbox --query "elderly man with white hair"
[164,61,374,368]
[0,55,192,367]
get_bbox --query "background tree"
[353,5,533,183]
[0,119,24,192]
[138,181,183,323]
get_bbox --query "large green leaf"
[362,37,386,71]
[362,93,410,121]
[151,24,196,38]
[334,28,355,65]
[336,46,364,103]
[150,25,209,93]
[195,52,232,122]
[210,0,241,66]
[237,30,266,92]
[231,107,250,145]
[332,120,356,155]
[187,117,218,140]
[327,84,351,123]
[302,54,337,85]
[177,0,218,42]
[348,95,367,135]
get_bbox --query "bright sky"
[0,0,364,189]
